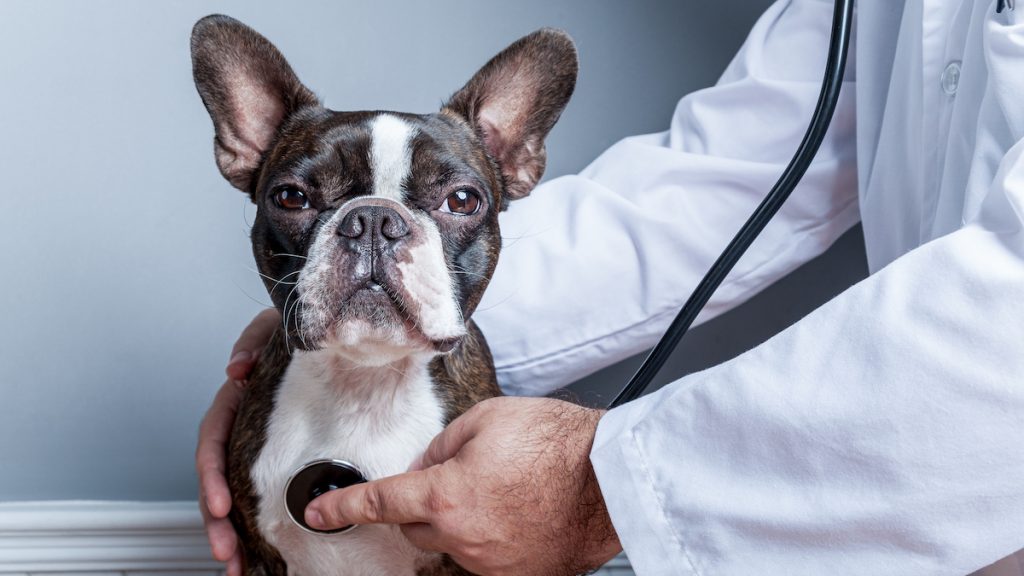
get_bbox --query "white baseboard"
[0,501,219,574]
[0,500,633,575]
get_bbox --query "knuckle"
[457,543,489,568]
[465,399,495,423]
[425,436,451,464]
[476,395,513,417]
[425,484,451,517]
[476,397,500,412]
[362,487,386,523]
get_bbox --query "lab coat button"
[941,61,961,95]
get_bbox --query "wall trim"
[0,500,219,573]
[0,500,633,574]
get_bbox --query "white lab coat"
[474,0,1024,574]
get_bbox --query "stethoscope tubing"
[608,0,856,409]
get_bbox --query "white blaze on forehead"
[369,114,415,201]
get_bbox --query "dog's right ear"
[191,15,318,193]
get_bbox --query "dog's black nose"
[337,205,409,246]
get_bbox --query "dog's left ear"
[444,29,578,203]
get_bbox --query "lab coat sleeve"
[590,17,1024,576]
[473,0,859,397]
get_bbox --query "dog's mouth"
[287,275,462,358]
[342,278,406,325]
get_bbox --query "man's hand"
[304,397,622,576]
[197,308,281,576]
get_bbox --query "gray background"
[0,0,865,501]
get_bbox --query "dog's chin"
[312,290,464,367]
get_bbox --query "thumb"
[409,401,489,472]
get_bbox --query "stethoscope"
[285,0,857,535]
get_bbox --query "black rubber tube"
[608,0,856,409]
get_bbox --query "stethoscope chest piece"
[285,459,366,535]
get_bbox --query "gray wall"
[0,0,864,502]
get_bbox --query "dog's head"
[191,15,576,365]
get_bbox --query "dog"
[190,14,577,575]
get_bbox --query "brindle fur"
[430,320,504,424]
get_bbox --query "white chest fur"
[251,349,447,575]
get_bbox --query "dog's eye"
[273,187,310,210]
[441,188,481,215]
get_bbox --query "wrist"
[572,408,623,572]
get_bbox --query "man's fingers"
[199,460,231,519]
[231,308,281,357]
[197,379,244,518]
[207,515,240,561]
[225,554,243,576]
[201,310,276,570]
[199,494,239,562]
[411,403,487,471]
[225,353,256,382]
[226,308,280,380]
[306,470,436,528]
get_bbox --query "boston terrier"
[190,14,577,576]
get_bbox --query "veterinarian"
[197,1,1024,574]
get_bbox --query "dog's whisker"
[473,290,517,313]
[297,296,310,350]
[240,197,256,231]
[281,284,301,355]
[231,280,276,309]
[447,263,490,281]
[271,270,303,294]
[499,225,554,244]
[448,270,490,280]
[245,267,301,291]
[287,302,302,354]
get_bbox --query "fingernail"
[305,507,325,530]
[229,351,252,366]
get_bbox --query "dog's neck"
[284,346,440,429]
